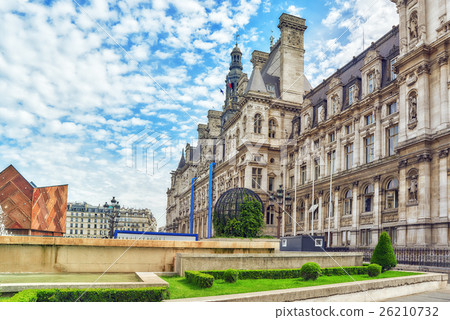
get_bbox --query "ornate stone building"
[165,1,450,248]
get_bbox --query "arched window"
[364,184,374,212]
[344,190,353,215]
[386,178,399,209]
[268,118,276,138]
[254,114,262,134]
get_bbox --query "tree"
[370,231,397,272]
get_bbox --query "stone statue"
[320,107,326,122]
[409,12,418,40]
[353,84,359,102]
[305,113,311,129]
[408,177,418,202]
[409,93,417,122]
[375,69,381,89]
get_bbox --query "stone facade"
[65,202,156,238]
[165,2,450,248]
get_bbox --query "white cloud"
[286,5,304,17]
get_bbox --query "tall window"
[344,190,353,215]
[289,176,295,188]
[368,72,374,93]
[365,113,374,126]
[387,125,398,156]
[254,114,262,134]
[365,135,374,163]
[345,123,353,135]
[329,132,335,142]
[314,158,320,180]
[345,143,353,170]
[268,119,276,138]
[388,102,397,115]
[240,169,245,188]
[384,227,397,244]
[349,85,355,105]
[361,229,372,246]
[300,165,307,184]
[252,168,262,189]
[364,184,374,212]
[342,230,351,246]
[385,178,399,209]
[268,177,274,192]
[324,193,334,218]
[391,57,397,80]
[328,150,336,175]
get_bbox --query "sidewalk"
[383,284,450,302]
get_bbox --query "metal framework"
[214,188,264,226]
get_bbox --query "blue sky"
[0,0,397,228]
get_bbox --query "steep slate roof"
[305,26,399,110]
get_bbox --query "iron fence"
[326,247,450,268]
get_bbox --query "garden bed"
[162,270,421,300]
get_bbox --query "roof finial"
[270,30,274,47]
[235,33,240,46]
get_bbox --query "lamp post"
[276,185,283,239]
[285,192,292,234]
[104,196,120,239]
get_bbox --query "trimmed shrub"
[300,262,322,281]
[368,264,382,277]
[8,287,169,302]
[185,271,214,288]
[203,266,369,280]
[370,231,397,272]
[224,269,239,283]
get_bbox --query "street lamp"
[104,196,120,239]
[276,185,283,239]
[285,192,292,234]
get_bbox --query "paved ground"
[384,284,450,302]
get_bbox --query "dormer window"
[266,84,276,97]
[349,85,355,105]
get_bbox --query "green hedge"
[185,271,214,288]
[7,287,169,302]
[203,266,369,280]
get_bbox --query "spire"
[177,151,185,170]
[224,42,243,110]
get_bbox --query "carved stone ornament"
[439,149,449,158]
[408,175,418,202]
[408,92,418,129]
[373,175,381,182]
[398,159,408,169]
[406,73,417,86]
[305,112,312,129]
[416,153,432,163]
[409,11,419,40]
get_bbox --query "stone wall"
[175,252,363,276]
[0,236,277,273]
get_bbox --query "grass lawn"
[162,271,421,300]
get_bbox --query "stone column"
[374,104,382,160]
[335,126,342,172]
[334,186,340,244]
[438,149,449,246]
[397,159,408,246]
[416,153,432,246]
[439,55,449,129]
[373,175,381,242]
[354,117,360,166]
[417,63,431,135]
[304,196,309,235]
[318,191,323,233]
[352,181,359,246]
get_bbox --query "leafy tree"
[370,232,397,272]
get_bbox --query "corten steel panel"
[0,166,33,229]
[31,185,68,234]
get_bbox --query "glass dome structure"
[214,188,264,225]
